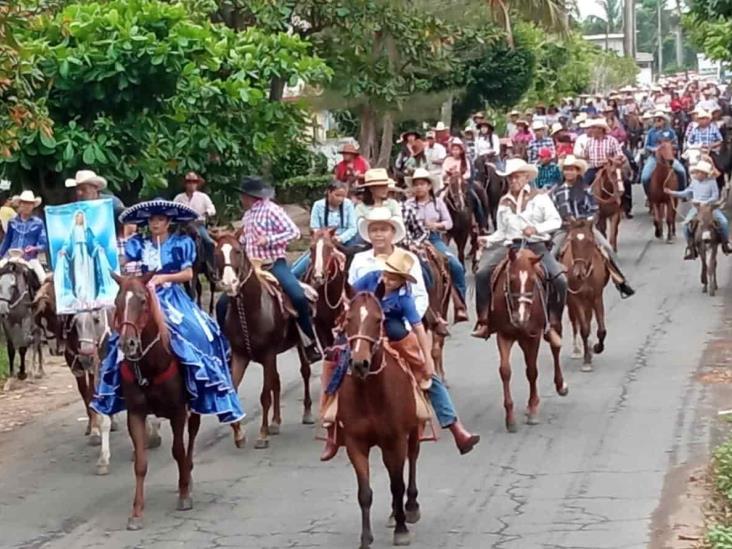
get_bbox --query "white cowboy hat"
[357,207,406,244]
[697,109,712,119]
[574,112,588,124]
[359,168,390,188]
[559,155,588,175]
[13,190,42,207]
[497,158,538,179]
[550,122,564,136]
[586,118,610,131]
[432,121,448,132]
[406,168,440,192]
[508,110,521,117]
[531,120,547,131]
[65,169,107,190]
[641,111,654,120]
[690,159,714,176]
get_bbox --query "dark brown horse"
[111,273,200,531]
[441,174,478,269]
[338,292,421,548]
[214,233,313,449]
[491,247,567,431]
[625,112,644,155]
[32,279,64,356]
[182,223,216,314]
[690,202,723,296]
[560,220,610,371]
[591,163,623,252]
[475,154,507,232]
[649,142,678,241]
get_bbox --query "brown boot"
[320,425,338,461]
[448,420,480,455]
[390,333,432,389]
[471,313,491,339]
[435,317,451,337]
[452,287,469,323]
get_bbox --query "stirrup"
[418,418,438,442]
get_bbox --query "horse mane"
[146,285,171,353]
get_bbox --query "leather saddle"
[490,251,546,297]
[251,259,317,319]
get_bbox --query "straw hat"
[13,190,42,207]
[550,122,564,136]
[432,122,448,132]
[690,159,714,176]
[697,109,712,119]
[406,168,439,192]
[65,169,107,190]
[360,168,391,188]
[508,110,520,117]
[559,155,588,175]
[357,207,406,244]
[339,143,360,155]
[586,118,610,131]
[531,120,547,131]
[497,158,538,179]
[382,248,417,284]
[652,111,670,122]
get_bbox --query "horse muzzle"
[350,359,370,380]
[120,336,143,362]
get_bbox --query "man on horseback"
[550,156,635,298]
[686,110,723,161]
[640,113,687,193]
[579,118,626,186]
[471,159,567,340]
[333,142,370,186]
[0,190,47,288]
[65,170,126,221]
[237,176,322,364]
[173,171,216,268]
[527,121,556,165]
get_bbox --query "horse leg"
[383,442,410,546]
[255,356,275,449]
[405,429,420,524]
[666,201,675,242]
[171,408,193,511]
[208,277,215,315]
[17,347,27,381]
[34,336,44,378]
[518,338,540,425]
[497,334,516,432]
[701,243,708,293]
[547,318,567,397]
[230,352,249,448]
[96,414,112,476]
[653,204,662,239]
[74,374,93,437]
[578,304,593,371]
[610,213,619,252]
[186,412,201,474]
[592,296,607,355]
[297,346,314,425]
[710,244,718,297]
[7,340,14,378]
[346,440,373,549]
[270,367,282,435]
[127,412,148,530]
[568,304,582,359]
[88,373,103,447]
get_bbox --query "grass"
[705,439,732,548]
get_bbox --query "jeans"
[468,182,487,228]
[553,227,628,282]
[385,317,409,340]
[683,207,730,241]
[428,232,467,299]
[641,156,687,192]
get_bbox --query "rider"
[475,120,501,159]
[0,190,47,286]
[425,130,447,176]
[534,148,562,190]
[471,158,567,340]
[291,180,358,279]
[527,121,556,165]
[664,159,732,258]
[355,168,403,221]
[237,176,322,364]
[318,208,480,460]
[640,112,687,193]
[172,171,216,266]
[550,156,635,298]
[404,168,469,322]
[333,142,370,186]
[579,118,626,186]
[65,169,125,220]
[686,110,723,158]
[442,138,488,231]
[92,199,244,424]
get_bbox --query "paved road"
[0,189,728,549]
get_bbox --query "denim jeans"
[196,224,215,264]
[641,156,687,192]
[683,207,730,241]
[428,232,466,298]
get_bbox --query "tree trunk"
[441,94,453,131]
[359,106,377,166]
[376,112,394,169]
[269,77,286,101]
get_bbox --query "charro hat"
[119,199,198,226]
[357,207,406,244]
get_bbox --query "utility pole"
[623,0,635,58]
[657,0,663,75]
[675,0,684,68]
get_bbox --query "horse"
[490,246,568,432]
[689,202,723,296]
[214,233,313,449]
[338,292,421,548]
[591,163,624,252]
[182,223,216,314]
[560,220,610,371]
[441,174,478,270]
[0,262,43,381]
[474,154,507,232]
[624,112,644,155]
[32,279,64,356]
[111,273,200,531]
[648,142,679,241]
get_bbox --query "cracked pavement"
[0,190,727,549]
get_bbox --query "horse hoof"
[387,513,396,528]
[526,413,539,426]
[95,464,109,476]
[110,418,119,432]
[571,349,582,359]
[360,533,375,548]
[506,420,518,433]
[580,364,593,373]
[88,434,101,447]
[703,286,708,294]
[177,497,193,511]
[268,423,281,436]
[127,516,144,531]
[393,531,411,546]
[405,509,421,524]
[235,436,247,449]
[146,434,162,450]
[302,412,315,425]
[592,343,604,354]
[557,384,569,397]
[254,438,269,449]
[84,425,92,436]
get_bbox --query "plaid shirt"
[241,198,300,261]
[551,182,598,221]
[527,137,556,164]
[401,200,428,246]
[534,163,562,189]
[585,135,622,168]
[687,124,723,147]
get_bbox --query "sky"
[577,0,604,20]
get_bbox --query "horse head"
[567,219,597,281]
[0,263,31,317]
[446,174,466,209]
[505,247,542,330]
[214,233,246,296]
[694,202,724,243]
[70,309,110,358]
[309,227,339,287]
[656,141,675,162]
[344,292,383,380]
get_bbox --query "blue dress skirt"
[91,234,244,424]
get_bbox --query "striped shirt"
[240,198,300,262]
[585,136,623,168]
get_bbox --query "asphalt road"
[0,187,728,549]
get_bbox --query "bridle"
[345,295,386,378]
[502,255,548,337]
[0,271,30,312]
[310,241,346,311]
[217,240,255,357]
[117,287,163,386]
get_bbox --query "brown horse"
[304,228,347,350]
[690,203,723,296]
[560,220,610,371]
[625,112,644,154]
[491,247,568,432]
[32,279,64,356]
[648,142,678,241]
[111,273,200,531]
[214,233,313,449]
[475,154,507,232]
[441,175,478,269]
[338,292,421,548]
[591,164,623,252]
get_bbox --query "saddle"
[490,250,547,297]
[251,259,317,319]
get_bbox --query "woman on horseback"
[354,168,403,221]
[92,199,244,424]
[442,138,487,231]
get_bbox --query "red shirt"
[334,156,370,183]
[681,95,694,111]
[670,98,683,112]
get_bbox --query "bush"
[276,174,332,206]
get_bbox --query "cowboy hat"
[382,248,417,284]
[515,119,529,127]
[239,175,275,199]
[550,122,564,136]
[184,171,205,185]
[531,120,547,131]
[357,207,406,244]
[641,111,654,120]
[360,168,390,188]
[406,168,439,192]
[559,155,588,175]
[476,120,494,130]
[13,190,42,207]
[449,137,466,150]
[387,178,405,194]
[339,143,360,155]
[65,169,107,190]
[697,109,712,119]
[462,126,475,135]
[425,130,436,139]
[574,112,588,124]
[586,118,610,131]
[652,111,670,121]
[497,158,538,179]
[119,199,198,226]
[690,159,714,176]
[508,110,520,117]
[401,129,423,140]
[431,122,448,132]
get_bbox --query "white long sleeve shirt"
[475,134,501,157]
[484,187,562,247]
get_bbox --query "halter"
[567,256,595,295]
[117,286,165,387]
[0,289,29,311]
[502,258,549,337]
[345,295,387,378]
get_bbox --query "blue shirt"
[535,163,562,189]
[644,127,678,152]
[351,270,422,327]
[687,125,723,147]
[668,178,719,203]
[0,215,47,259]
[309,198,357,244]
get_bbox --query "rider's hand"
[256,235,268,246]
[148,275,165,288]
[663,187,673,194]
[523,226,537,237]
[23,245,36,254]
[424,355,435,378]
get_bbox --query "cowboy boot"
[390,333,432,390]
[447,420,480,455]
[451,287,469,324]
[471,310,491,340]
[723,241,732,255]
[684,240,697,260]
[320,424,339,462]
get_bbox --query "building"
[582,33,655,86]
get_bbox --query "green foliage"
[708,524,732,549]
[685,8,732,63]
[276,174,332,206]
[0,0,331,201]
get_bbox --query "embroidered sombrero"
[119,199,198,225]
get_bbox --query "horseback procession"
[3,73,732,547]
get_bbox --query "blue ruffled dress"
[92,234,245,424]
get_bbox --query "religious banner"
[45,198,119,314]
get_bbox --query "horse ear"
[530,255,542,265]
[111,271,123,285]
[508,247,517,262]
[140,272,154,285]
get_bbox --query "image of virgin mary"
[54,210,116,312]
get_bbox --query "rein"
[501,264,549,337]
[0,289,29,311]
[567,257,595,295]
[347,333,387,378]
[592,169,622,205]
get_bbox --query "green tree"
[485,0,572,45]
